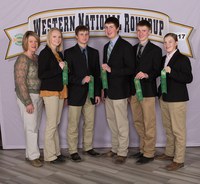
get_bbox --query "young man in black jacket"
[130,20,162,165]
[64,25,101,162]
[102,17,135,164]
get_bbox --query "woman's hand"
[26,103,34,114]
[164,66,171,73]
[59,61,65,70]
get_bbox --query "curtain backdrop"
[0,0,200,149]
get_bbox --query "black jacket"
[132,41,162,97]
[158,49,193,102]
[64,44,101,106]
[38,45,64,91]
[103,36,135,99]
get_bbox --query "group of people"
[14,17,193,171]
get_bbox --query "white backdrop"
[0,0,200,149]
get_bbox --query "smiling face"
[27,36,38,53]
[164,35,178,54]
[50,30,62,48]
[104,23,119,39]
[136,25,151,43]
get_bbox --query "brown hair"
[75,25,89,36]
[164,33,178,42]
[164,33,178,49]
[46,27,63,52]
[137,20,152,30]
[105,17,120,29]
[22,31,40,51]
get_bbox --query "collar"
[167,49,177,59]
[139,40,148,47]
[78,44,87,52]
[110,35,119,46]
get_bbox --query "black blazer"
[64,44,101,106]
[38,45,64,91]
[158,49,193,102]
[103,36,135,99]
[132,41,162,97]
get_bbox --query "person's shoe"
[70,153,82,162]
[29,159,43,167]
[136,156,154,165]
[48,157,64,164]
[85,149,101,157]
[114,156,127,164]
[26,156,44,162]
[165,162,184,171]
[129,152,143,159]
[57,154,67,162]
[39,155,44,162]
[102,151,117,157]
[155,154,174,161]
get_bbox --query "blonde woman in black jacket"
[38,28,67,164]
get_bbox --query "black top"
[132,41,162,97]
[38,45,64,91]
[103,36,135,100]
[158,49,193,102]
[64,44,101,106]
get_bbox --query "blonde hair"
[22,31,40,51]
[46,27,63,52]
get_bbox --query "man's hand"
[135,71,148,79]
[82,76,91,84]
[95,96,101,105]
[102,64,111,73]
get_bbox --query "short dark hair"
[75,25,89,36]
[164,33,178,42]
[22,31,40,51]
[137,20,152,30]
[105,17,119,28]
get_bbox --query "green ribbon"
[134,78,143,101]
[101,69,108,89]
[89,75,94,99]
[161,69,167,94]
[62,61,68,85]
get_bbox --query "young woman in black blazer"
[156,33,193,171]
[38,28,67,164]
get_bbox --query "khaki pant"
[17,94,43,160]
[105,98,129,157]
[130,95,156,158]
[67,97,95,154]
[43,96,64,161]
[160,98,186,163]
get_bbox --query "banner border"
[4,23,27,60]
[170,21,193,57]
[4,7,193,59]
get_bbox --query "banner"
[4,7,193,59]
